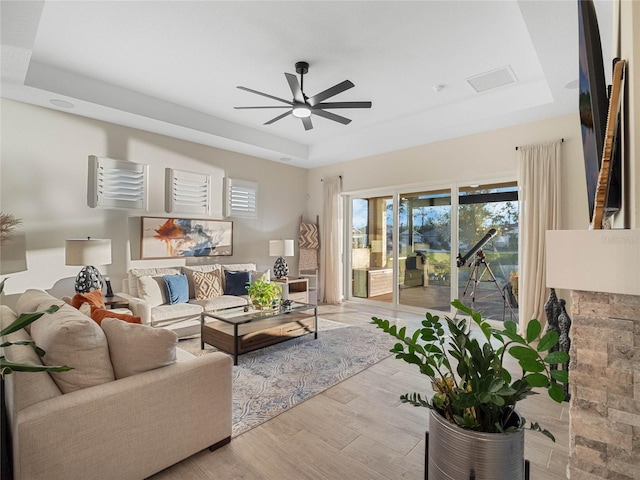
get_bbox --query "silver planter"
[427,409,525,480]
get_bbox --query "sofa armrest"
[12,352,232,480]
[115,292,152,325]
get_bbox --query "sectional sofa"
[1,289,232,480]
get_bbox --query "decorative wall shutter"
[165,168,211,215]
[87,156,148,210]
[224,178,258,218]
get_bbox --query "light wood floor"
[149,302,569,480]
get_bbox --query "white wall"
[0,99,308,304]
[307,113,588,232]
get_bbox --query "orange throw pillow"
[89,306,142,326]
[71,289,105,309]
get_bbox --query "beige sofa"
[1,289,232,480]
[118,263,265,338]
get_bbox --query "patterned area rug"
[178,319,394,436]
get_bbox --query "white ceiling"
[1,0,612,169]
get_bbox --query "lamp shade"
[0,232,28,275]
[65,238,112,266]
[269,239,294,257]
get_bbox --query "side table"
[103,295,130,310]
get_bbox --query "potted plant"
[371,299,569,480]
[245,279,282,310]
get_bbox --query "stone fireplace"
[546,230,640,479]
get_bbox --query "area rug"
[178,318,395,436]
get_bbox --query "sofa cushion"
[29,303,115,393]
[89,306,142,326]
[224,270,251,296]
[163,274,189,304]
[190,295,249,312]
[127,267,181,298]
[70,289,105,309]
[137,275,168,307]
[150,302,203,323]
[101,317,178,379]
[1,305,63,407]
[15,289,66,332]
[192,270,224,299]
[182,264,221,299]
[251,269,271,282]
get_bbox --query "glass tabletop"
[202,302,316,325]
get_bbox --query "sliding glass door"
[347,180,518,321]
[456,182,519,320]
[351,195,393,303]
[398,189,451,311]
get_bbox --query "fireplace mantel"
[545,229,640,479]
[546,229,640,295]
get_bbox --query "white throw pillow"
[251,269,271,283]
[137,275,167,307]
[29,304,115,394]
[101,318,178,379]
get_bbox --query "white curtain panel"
[517,140,562,334]
[320,176,342,304]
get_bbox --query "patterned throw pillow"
[193,270,223,299]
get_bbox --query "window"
[224,178,258,218]
[87,156,148,210]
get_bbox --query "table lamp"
[65,238,112,293]
[269,239,294,279]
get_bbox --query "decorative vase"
[426,409,525,480]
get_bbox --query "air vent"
[466,66,517,93]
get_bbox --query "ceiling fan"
[234,61,372,131]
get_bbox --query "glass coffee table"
[200,302,318,365]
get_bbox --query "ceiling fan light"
[292,105,311,118]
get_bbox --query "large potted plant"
[245,279,282,310]
[371,299,569,480]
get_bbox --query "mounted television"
[578,0,621,222]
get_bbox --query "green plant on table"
[246,279,282,309]
[371,299,569,441]
[0,279,72,376]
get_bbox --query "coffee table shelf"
[201,303,318,365]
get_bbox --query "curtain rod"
[515,138,564,151]
[321,175,342,182]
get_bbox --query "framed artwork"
[141,216,233,259]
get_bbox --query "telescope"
[456,228,497,267]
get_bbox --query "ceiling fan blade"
[264,110,292,125]
[237,86,293,105]
[234,106,291,109]
[308,80,354,106]
[285,73,304,103]
[315,101,372,109]
[312,109,352,125]
[302,116,313,131]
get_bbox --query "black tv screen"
[578,0,610,221]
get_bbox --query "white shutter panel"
[87,156,148,210]
[165,168,211,215]
[224,178,258,218]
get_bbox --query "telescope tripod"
[461,250,516,320]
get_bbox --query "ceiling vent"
[466,66,517,93]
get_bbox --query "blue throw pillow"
[163,274,189,305]
[224,270,251,296]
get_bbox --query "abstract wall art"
[141,216,233,259]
